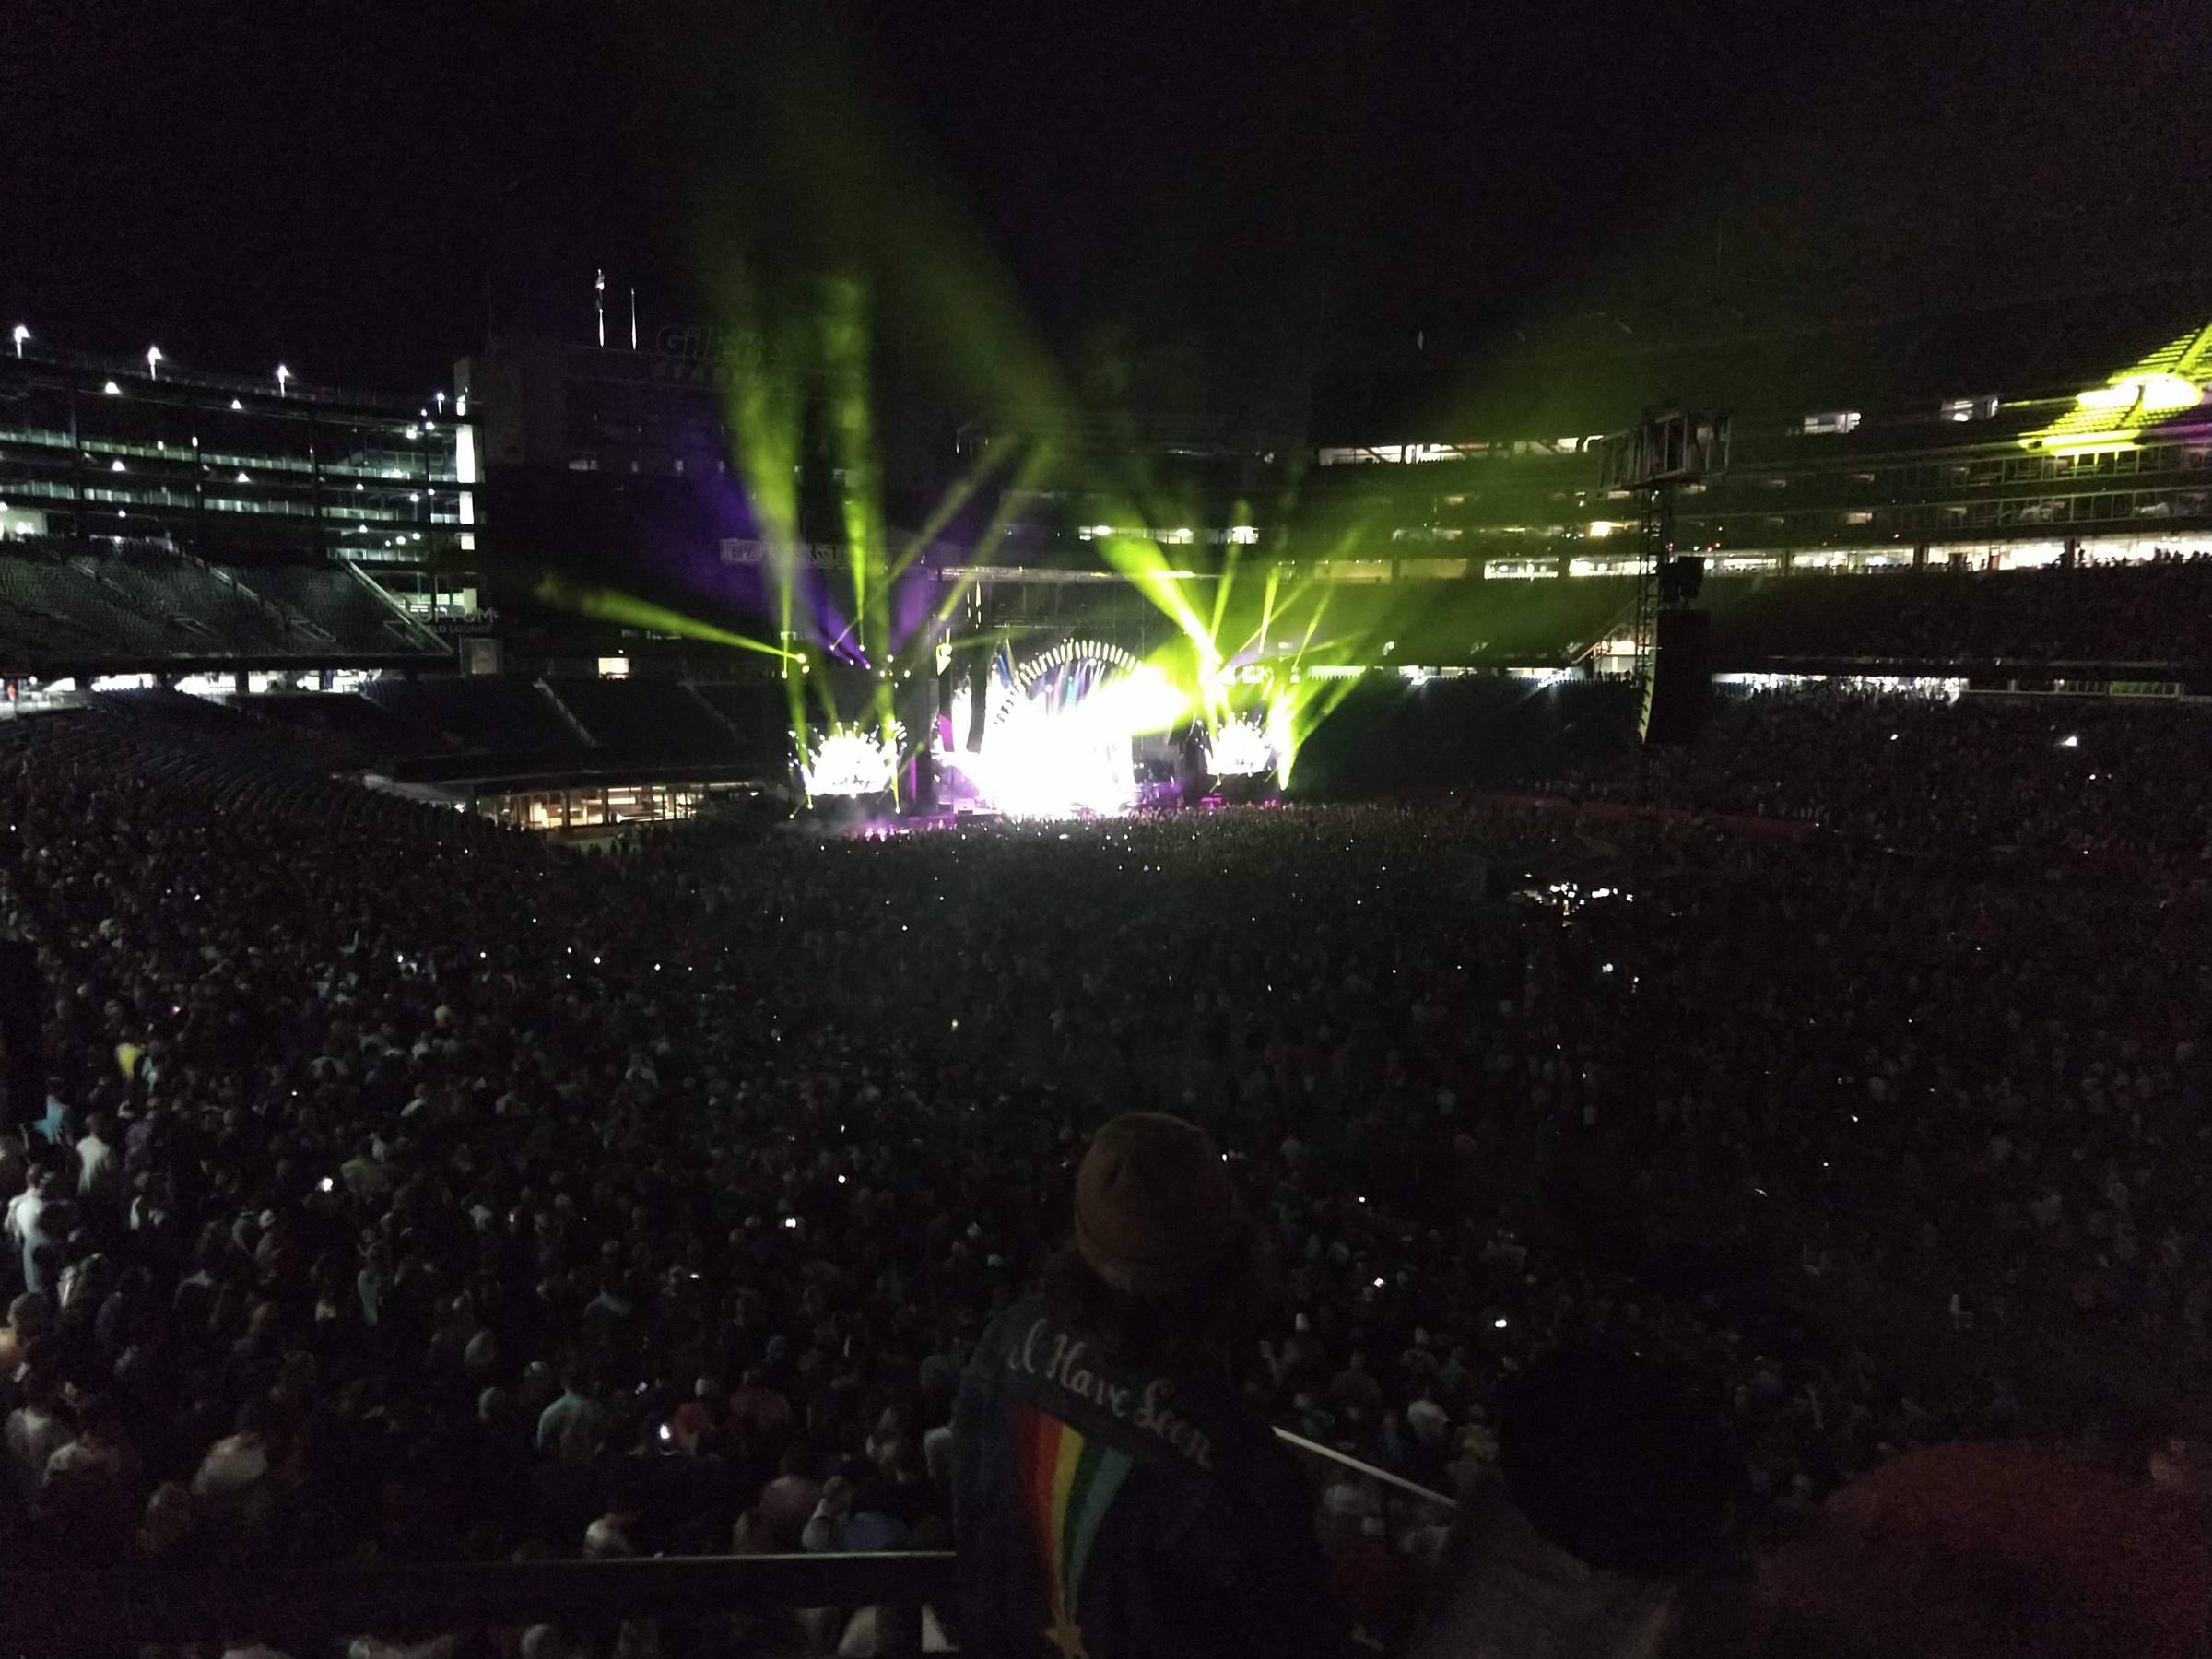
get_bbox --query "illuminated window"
[597,656,629,678]
[1802,411,1862,436]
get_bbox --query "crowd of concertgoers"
[1577,682,2212,859]
[1705,556,2212,666]
[1347,552,2212,673]
[0,673,2206,1653]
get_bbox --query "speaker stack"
[1644,610,1712,746]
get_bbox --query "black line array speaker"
[966,656,993,752]
[1644,610,1712,746]
[1658,554,1706,606]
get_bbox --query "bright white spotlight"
[146,346,162,380]
[953,694,1131,818]
[936,638,1184,819]
[1266,689,1298,789]
[2076,372,2200,417]
[1204,713,1274,779]
[801,722,903,797]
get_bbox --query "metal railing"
[0,1550,958,1658]
[1272,1427,1462,1653]
[1274,1425,1460,1515]
[0,1440,1456,1657]
[11,343,431,415]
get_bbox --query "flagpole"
[629,288,639,351]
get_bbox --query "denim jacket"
[952,1297,1344,1659]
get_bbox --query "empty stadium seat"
[540,677,747,761]
[0,540,450,668]
[360,677,585,754]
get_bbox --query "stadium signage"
[653,325,822,372]
[718,535,961,571]
[720,538,850,570]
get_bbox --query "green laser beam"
[530,574,792,656]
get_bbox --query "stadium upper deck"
[0,344,469,674]
[0,343,477,568]
[6,291,2210,681]
[967,291,2212,582]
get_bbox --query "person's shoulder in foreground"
[954,1110,1346,1659]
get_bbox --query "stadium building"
[1297,292,2212,583]
[945,289,2212,686]
[455,288,2212,702]
[0,343,469,672]
[0,339,787,831]
[3,286,2209,834]
[456,296,2203,591]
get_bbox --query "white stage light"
[802,722,903,797]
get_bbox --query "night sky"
[6,1,2208,404]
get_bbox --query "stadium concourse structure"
[933,288,2212,688]
[0,342,790,832]
[4,288,2211,832]
[465,286,2212,720]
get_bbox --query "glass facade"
[456,335,735,478]
[0,348,478,585]
[947,417,2212,594]
[470,779,747,832]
